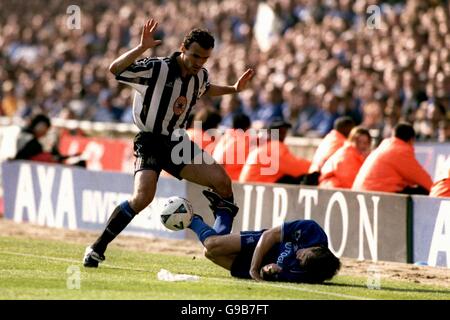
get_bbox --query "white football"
[160,196,194,231]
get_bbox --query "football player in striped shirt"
[84,19,254,267]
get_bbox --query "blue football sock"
[92,201,136,255]
[213,212,234,235]
[212,194,235,235]
[189,215,217,244]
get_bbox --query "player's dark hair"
[183,28,215,50]
[261,270,278,281]
[299,246,341,283]
[333,116,355,138]
[394,122,415,142]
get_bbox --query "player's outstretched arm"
[109,19,162,76]
[206,68,255,97]
[249,225,281,281]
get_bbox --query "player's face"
[181,42,212,75]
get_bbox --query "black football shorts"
[133,131,205,179]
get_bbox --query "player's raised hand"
[139,19,162,50]
[234,68,255,93]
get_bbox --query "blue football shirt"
[273,220,329,282]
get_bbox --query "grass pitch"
[0,236,449,300]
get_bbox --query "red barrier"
[59,133,134,173]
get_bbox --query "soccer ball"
[160,196,194,231]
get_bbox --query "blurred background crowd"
[1,0,449,143]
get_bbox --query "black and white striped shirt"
[116,52,210,135]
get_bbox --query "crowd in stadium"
[1,0,449,142]
[1,0,449,196]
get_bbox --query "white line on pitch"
[209,276,374,300]
[0,250,372,300]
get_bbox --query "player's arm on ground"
[109,19,162,76]
[249,225,281,281]
[206,69,255,97]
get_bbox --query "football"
[160,196,194,231]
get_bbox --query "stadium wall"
[188,183,409,263]
[415,143,450,181]
[412,196,450,268]
[1,160,188,240]
[1,159,449,267]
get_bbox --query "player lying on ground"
[189,191,341,283]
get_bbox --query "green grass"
[0,236,449,300]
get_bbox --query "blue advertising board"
[1,161,188,239]
[415,143,450,180]
[412,195,450,267]
[3,160,449,267]
[188,183,410,263]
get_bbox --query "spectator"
[352,122,433,194]
[414,100,448,141]
[381,97,402,140]
[186,107,222,155]
[0,0,449,142]
[429,168,450,198]
[360,100,384,143]
[213,113,252,181]
[14,113,55,162]
[254,83,284,129]
[1,81,18,117]
[308,116,355,176]
[239,117,311,184]
[319,126,372,189]
[14,113,85,166]
[218,94,243,129]
[240,89,261,124]
[282,83,320,137]
[437,119,450,143]
[314,92,343,137]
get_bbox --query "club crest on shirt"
[173,96,187,115]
